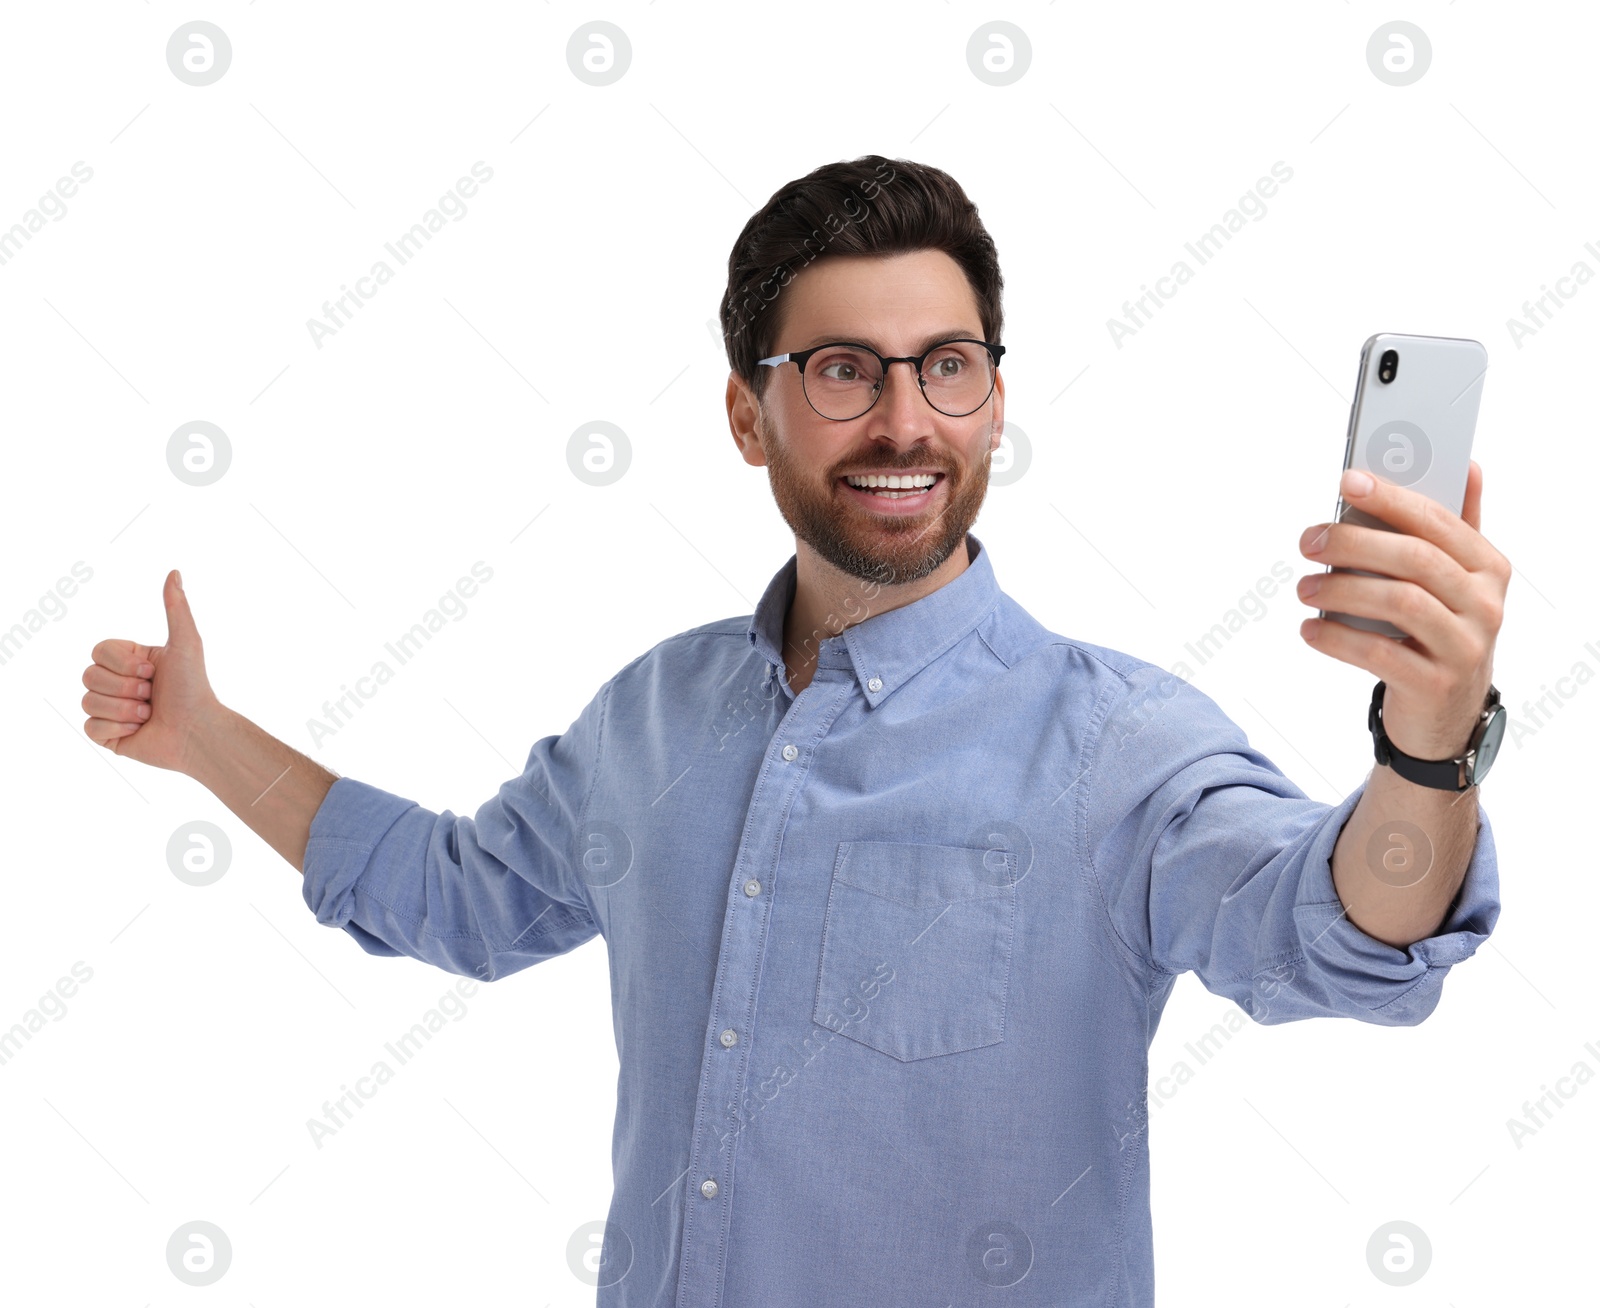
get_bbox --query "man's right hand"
[81,568,220,775]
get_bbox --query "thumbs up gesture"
[80,569,222,775]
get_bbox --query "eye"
[812,347,878,384]
[925,350,966,379]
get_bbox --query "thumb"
[163,568,202,649]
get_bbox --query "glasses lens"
[801,342,995,419]
[921,341,995,416]
[802,345,883,420]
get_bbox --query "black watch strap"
[1368,680,1504,791]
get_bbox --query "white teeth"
[844,473,938,490]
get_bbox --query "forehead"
[775,249,981,349]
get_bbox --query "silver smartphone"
[1320,332,1486,640]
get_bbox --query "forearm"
[1329,762,1480,949]
[185,704,340,874]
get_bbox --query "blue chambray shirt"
[301,533,1499,1307]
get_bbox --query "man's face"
[729,249,1004,586]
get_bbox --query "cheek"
[965,419,999,461]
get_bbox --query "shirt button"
[743,878,761,897]
[781,744,798,762]
[701,1178,719,1199]
[867,676,883,693]
[719,1028,738,1047]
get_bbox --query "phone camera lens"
[1378,348,1399,384]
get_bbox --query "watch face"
[1471,707,1507,784]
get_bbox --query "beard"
[759,407,993,586]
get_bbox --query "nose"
[868,359,936,439]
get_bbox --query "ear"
[987,370,1006,451]
[727,372,768,468]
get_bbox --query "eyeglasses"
[757,338,1005,421]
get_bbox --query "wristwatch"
[1368,680,1506,791]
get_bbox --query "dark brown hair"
[719,155,1004,401]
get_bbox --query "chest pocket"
[813,840,1017,1062]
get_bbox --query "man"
[81,155,1508,1306]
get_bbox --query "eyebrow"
[795,328,981,353]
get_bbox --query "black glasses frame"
[756,338,1006,420]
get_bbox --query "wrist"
[1368,681,1506,792]
[1383,721,1472,762]
[1373,691,1481,761]
[182,698,235,785]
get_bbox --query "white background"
[0,2,1591,1303]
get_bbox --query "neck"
[781,536,971,694]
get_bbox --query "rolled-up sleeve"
[1084,664,1500,1026]
[301,681,611,981]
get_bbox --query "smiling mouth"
[837,472,946,501]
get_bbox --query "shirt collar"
[747,533,1001,707]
